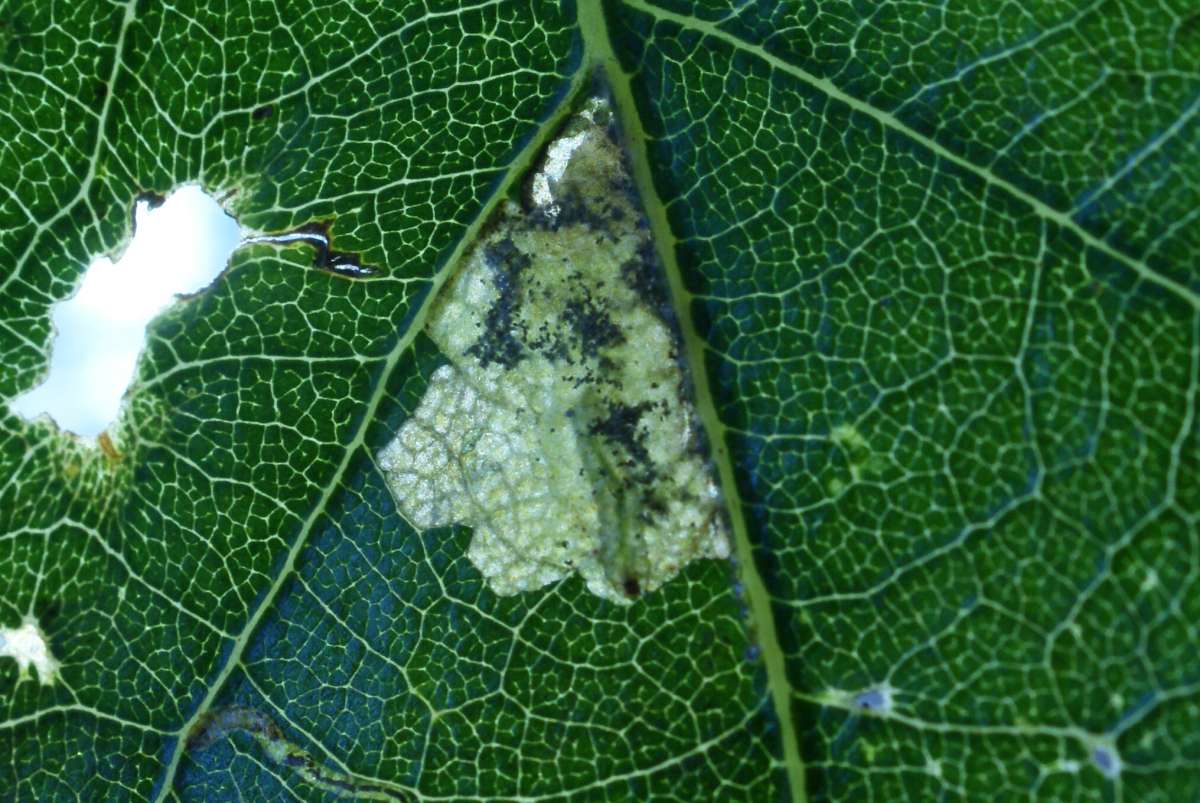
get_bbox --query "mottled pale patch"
[0,616,60,686]
[379,96,728,604]
[188,707,411,800]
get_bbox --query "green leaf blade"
[2,1,1196,800]
[608,1,1199,799]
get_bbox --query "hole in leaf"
[0,615,60,686]
[9,185,240,438]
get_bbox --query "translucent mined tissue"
[379,96,729,604]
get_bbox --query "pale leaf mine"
[379,96,729,604]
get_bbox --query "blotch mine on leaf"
[0,615,61,687]
[378,93,729,604]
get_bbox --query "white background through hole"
[8,185,241,438]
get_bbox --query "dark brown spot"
[563,288,623,357]
[97,432,122,463]
[136,190,167,210]
[589,401,652,467]
[466,237,531,368]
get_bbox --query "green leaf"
[1,1,1196,801]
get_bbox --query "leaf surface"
[1,1,1196,801]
